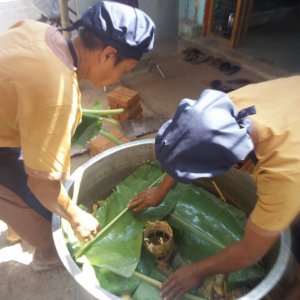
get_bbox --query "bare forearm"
[159,174,177,194]
[27,176,99,242]
[27,176,79,224]
[195,226,279,278]
[196,241,261,277]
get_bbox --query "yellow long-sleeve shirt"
[0,20,81,180]
[229,76,300,234]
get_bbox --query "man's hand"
[128,174,177,212]
[70,208,99,242]
[160,264,203,300]
[27,176,99,242]
[160,220,280,299]
[128,186,167,212]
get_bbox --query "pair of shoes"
[210,78,251,93]
[31,250,62,272]
[206,56,223,68]
[182,47,208,64]
[219,62,240,75]
[210,80,234,93]
[182,47,196,55]
[227,79,251,85]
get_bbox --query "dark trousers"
[0,147,52,221]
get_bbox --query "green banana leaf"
[72,117,101,146]
[164,183,265,291]
[94,246,156,295]
[71,100,122,146]
[79,163,176,278]
[72,101,102,146]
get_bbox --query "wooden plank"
[230,0,244,48]
[203,0,215,35]
[239,0,254,43]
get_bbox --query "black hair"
[79,27,127,64]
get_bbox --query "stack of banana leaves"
[66,162,266,300]
[72,101,125,146]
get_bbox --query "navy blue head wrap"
[155,89,256,184]
[62,1,155,60]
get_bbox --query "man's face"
[87,46,138,87]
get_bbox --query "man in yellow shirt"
[129,76,300,299]
[0,1,155,271]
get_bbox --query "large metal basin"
[52,139,292,300]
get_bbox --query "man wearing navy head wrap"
[0,1,155,272]
[129,77,300,300]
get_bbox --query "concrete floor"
[0,0,40,32]
[0,1,296,300]
[238,18,300,74]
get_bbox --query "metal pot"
[52,139,292,300]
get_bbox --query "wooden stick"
[133,271,205,300]
[211,181,226,202]
[74,207,128,259]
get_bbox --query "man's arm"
[27,175,99,242]
[160,222,280,300]
[128,174,176,211]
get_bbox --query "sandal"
[209,80,234,93]
[184,49,208,64]
[206,56,224,68]
[227,79,251,85]
[219,62,240,75]
[182,47,197,55]
[189,51,209,64]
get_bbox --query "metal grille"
[212,0,237,39]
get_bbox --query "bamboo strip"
[82,108,124,115]
[168,214,225,249]
[211,181,227,202]
[74,172,166,259]
[133,271,205,300]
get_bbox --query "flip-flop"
[183,48,199,61]
[226,65,240,75]
[184,51,199,62]
[219,62,240,75]
[227,79,251,85]
[210,80,222,90]
[219,85,235,93]
[189,51,209,64]
[219,62,232,72]
[209,80,234,93]
[206,56,224,68]
[182,47,198,55]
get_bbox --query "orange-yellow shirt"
[229,76,300,234]
[0,20,81,180]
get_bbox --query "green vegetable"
[72,100,124,146]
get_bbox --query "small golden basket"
[143,221,174,262]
